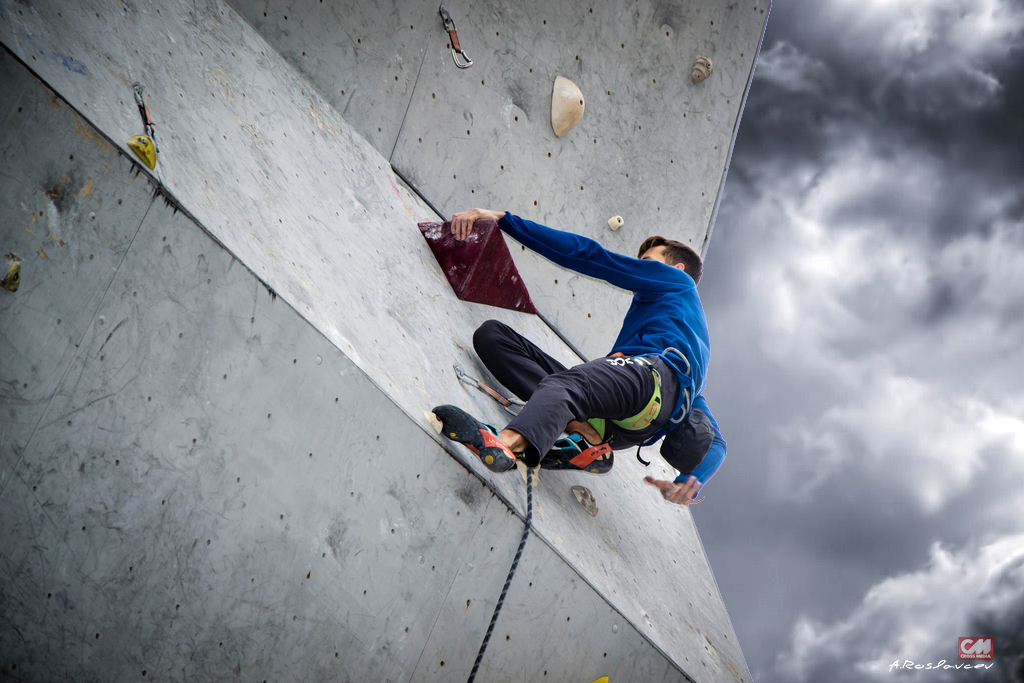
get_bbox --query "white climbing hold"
[572,485,598,517]
[692,56,713,84]
[551,76,585,137]
[607,215,624,231]
[424,411,443,434]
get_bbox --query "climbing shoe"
[431,405,518,472]
[541,433,614,475]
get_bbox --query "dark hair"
[637,235,703,283]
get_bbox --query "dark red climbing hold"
[418,219,537,314]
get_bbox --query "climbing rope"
[466,466,533,683]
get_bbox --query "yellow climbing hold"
[2,252,22,293]
[127,134,157,169]
[484,455,494,465]
[592,677,610,683]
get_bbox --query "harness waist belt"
[612,368,662,431]
[585,354,663,437]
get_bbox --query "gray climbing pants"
[472,320,680,463]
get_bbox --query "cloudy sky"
[693,1,1024,681]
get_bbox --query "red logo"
[958,637,994,660]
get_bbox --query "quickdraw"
[438,5,473,68]
[453,364,523,415]
[133,84,158,151]
[127,83,159,169]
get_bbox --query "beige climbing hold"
[424,411,443,434]
[2,252,22,293]
[607,215,624,231]
[551,76,585,137]
[572,485,598,517]
[692,56,713,84]
[516,459,540,487]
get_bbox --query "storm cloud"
[693,1,1024,680]
[780,535,1024,683]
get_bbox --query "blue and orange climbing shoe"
[541,433,614,475]
[431,405,518,472]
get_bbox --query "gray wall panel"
[226,0,437,160]
[391,0,769,358]
[2,181,538,682]
[0,150,709,683]
[0,48,154,483]
[225,0,769,358]
[1,2,755,679]
[417,533,693,683]
[0,0,583,469]
[525,456,746,682]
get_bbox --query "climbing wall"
[230,0,769,359]
[0,0,767,681]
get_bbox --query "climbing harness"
[614,368,663,431]
[466,466,532,683]
[438,5,473,68]
[453,363,524,416]
[607,348,692,467]
[586,353,663,463]
[127,83,159,170]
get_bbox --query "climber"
[432,208,725,506]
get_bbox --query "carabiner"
[132,83,158,151]
[454,363,522,415]
[438,5,473,68]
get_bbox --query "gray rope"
[466,467,533,682]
